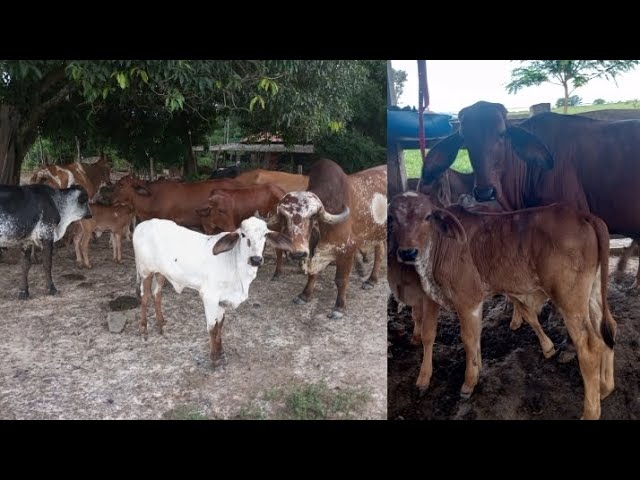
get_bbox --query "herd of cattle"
[0,156,387,369]
[390,100,640,420]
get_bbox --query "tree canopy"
[506,60,639,113]
[0,60,380,184]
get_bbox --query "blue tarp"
[387,109,455,149]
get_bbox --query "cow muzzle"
[290,251,308,261]
[473,185,497,202]
[397,248,418,263]
[249,256,264,267]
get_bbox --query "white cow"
[132,216,293,366]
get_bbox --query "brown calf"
[73,203,135,268]
[390,192,617,420]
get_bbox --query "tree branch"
[19,84,73,139]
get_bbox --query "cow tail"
[586,214,616,349]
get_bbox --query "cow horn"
[253,210,268,221]
[318,205,350,224]
[258,210,280,228]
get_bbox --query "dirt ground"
[0,235,387,420]
[388,255,640,420]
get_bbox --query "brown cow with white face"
[390,192,617,420]
[269,159,387,319]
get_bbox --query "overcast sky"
[391,60,640,113]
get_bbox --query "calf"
[132,217,293,366]
[0,184,92,299]
[196,184,288,278]
[391,192,617,420]
[73,203,135,268]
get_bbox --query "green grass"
[162,405,208,420]
[509,100,640,116]
[404,149,472,179]
[235,382,371,420]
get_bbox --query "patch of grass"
[403,149,472,179]
[162,405,208,420]
[234,382,371,420]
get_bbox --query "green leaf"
[116,72,128,89]
[139,70,149,83]
[249,96,259,112]
[102,87,109,100]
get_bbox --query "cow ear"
[506,126,554,170]
[426,208,467,243]
[196,207,211,217]
[266,231,294,252]
[134,186,151,197]
[421,132,464,186]
[212,232,240,255]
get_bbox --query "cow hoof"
[328,310,344,320]
[460,391,473,401]
[293,296,307,305]
[211,353,227,369]
[18,290,29,300]
[417,386,429,398]
[48,285,58,296]
[361,280,375,290]
[557,350,577,364]
[271,273,280,281]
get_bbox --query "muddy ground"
[0,235,387,419]
[388,255,640,420]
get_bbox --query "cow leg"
[458,303,484,399]
[614,239,636,284]
[113,232,123,263]
[563,313,603,420]
[41,239,57,296]
[203,296,226,368]
[363,242,384,290]
[272,249,283,280]
[328,252,355,319]
[80,231,92,268]
[139,274,153,336]
[513,295,556,359]
[410,298,424,346]
[416,298,440,393]
[73,230,84,267]
[294,274,319,304]
[30,245,40,264]
[19,245,33,300]
[152,273,167,334]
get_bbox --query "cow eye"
[241,233,246,238]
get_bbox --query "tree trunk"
[563,82,569,114]
[0,106,25,185]
[183,141,197,177]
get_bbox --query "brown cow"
[423,100,640,289]
[30,155,112,201]
[72,203,135,268]
[391,192,617,420]
[233,169,308,193]
[111,176,243,228]
[269,159,387,319]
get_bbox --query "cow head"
[212,216,293,267]
[197,190,236,234]
[389,192,466,265]
[270,192,350,260]
[52,185,93,242]
[111,177,148,207]
[421,101,554,208]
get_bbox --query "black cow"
[209,166,240,179]
[0,184,92,299]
